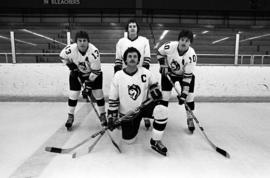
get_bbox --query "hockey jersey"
[115,36,151,67]
[108,67,157,115]
[157,41,197,76]
[60,43,101,75]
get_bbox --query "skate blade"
[151,146,167,156]
[65,125,73,131]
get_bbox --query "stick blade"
[216,147,230,158]
[45,146,63,153]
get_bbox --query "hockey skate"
[99,113,107,127]
[187,117,195,133]
[65,113,74,131]
[150,138,167,156]
[144,118,151,130]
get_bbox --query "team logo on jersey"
[128,84,141,100]
[78,57,91,73]
[170,60,180,71]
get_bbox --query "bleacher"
[0,23,269,64]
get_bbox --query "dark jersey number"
[65,46,71,55]
[163,41,171,50]
[91,50,99,59]
[189,55,197,63]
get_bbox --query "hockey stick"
[166,74,230,158]
[72,129,106,158]
[78,77,122,153]
[45,128,107,154]
[85,93,122,153]
[71,97,155,158]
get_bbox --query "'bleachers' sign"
[43,0,80,5]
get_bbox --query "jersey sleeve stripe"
[115,59,123,65]
[143,57,151,64]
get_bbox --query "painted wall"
[0,63,270,101]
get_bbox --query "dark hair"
[178,29,194,43]
[125,19,140,33]
[75,31,90,42]
[123,47,141,64]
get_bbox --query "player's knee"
[69,90,80,100]
[92,89,104,99]
[153,105,168,121]
[162,91,171,101]
[186,93,194,102]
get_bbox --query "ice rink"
[1,101,270,178]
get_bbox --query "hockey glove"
[142,62,150,70]
[107,110,120,131]
[114,65,122,74]
[149,83,162,100]
[82,80,94,98]
[67,63,79,78]
[177,93,187,105]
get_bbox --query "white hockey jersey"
[60,43,101,75]
[108,67,157,115]
[115,36,151,67]
[158,41,197,76]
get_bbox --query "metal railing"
[1,52,269,65]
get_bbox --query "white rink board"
[0,63,270,100]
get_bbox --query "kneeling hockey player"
[107,47,169,156]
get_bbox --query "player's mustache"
[129,59,136,63]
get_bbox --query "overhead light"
[154,42,160,49]
[212,37,230,44]
[159,30,169,40]
[240,33,270,42]
[0,35,36,46]
[201,30,209,34]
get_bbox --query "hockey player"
[114,19,152,129]
[60,31,106,130]
[157,29,197,133]
[107,47,169,156]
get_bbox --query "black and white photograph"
[0,0,270,178]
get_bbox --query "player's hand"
[82,80,93,98]
[177,93,187,105]
[149,83,162,100]
[67,63,79,78]
[142,62,150,70]
[107,116,120,131]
